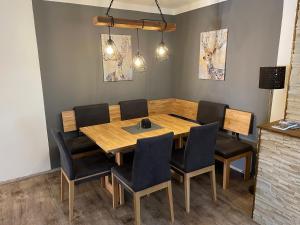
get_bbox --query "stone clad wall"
[286,3,300,121]
[253,130,300,225]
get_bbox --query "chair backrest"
[184,123,219,172]
[131,132,174,192]
[197,101,228,129]
[74,103,110,129]
[119,99,148,120]
[51,130,74,180]
[223,108,253,136]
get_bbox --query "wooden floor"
[0,168,257,225]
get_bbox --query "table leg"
[103,152,124,205]
[116,152,125,205]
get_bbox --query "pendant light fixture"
[156,31,169,61]
[155,0,169,61]
[98,0,174,66]
[103,26,118,60]
[133,29,146,72]
[103,3,118,61]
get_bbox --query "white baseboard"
[0,168,59,185]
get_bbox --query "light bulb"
[158,46,166,56]
[103,38,117,61]
[134,57,142,67]
[133,52,146,72]
[156,42,169,61]
[105,45,114,55]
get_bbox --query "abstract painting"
[101,34,133,82]
[199,29,228,80]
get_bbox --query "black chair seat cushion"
[65,136,99,155]
[74,152,115,180]
[170,148,185,173]
[215,137,252,159]
[74,103,110,129]
[111,165,134,191]
[119,99,148,120]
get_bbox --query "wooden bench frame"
[61,98,198,132]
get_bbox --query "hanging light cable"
[103,1,118,60]
[133,29,147,72]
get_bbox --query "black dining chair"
[119,99,149,164]
[170,123,219,213]
[111,132,174,225]
[197,101,228,129]
[52,130,116,222]
[64,103,110,156]
[119,99,148,121]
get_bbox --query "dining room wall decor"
[101,34,133,81]
[199,28,228,81]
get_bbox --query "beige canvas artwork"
[199,29,228,80]
[101,34,133,82]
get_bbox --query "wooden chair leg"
[112,174,119,209]
[166,181,175,223]
[60,170,64,202]
[184,174,190,213]
[119,185,124,205]
[244,152,252,181]
[69,180,75,222]
[133,193,141,225]
[210,166,217,201]
[223,159,231,190]
[100,176,106,188]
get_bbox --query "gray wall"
[32,0,175,168]
[33,0,283,169]
[172,0,283,137]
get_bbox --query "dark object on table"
[141,118,152,129]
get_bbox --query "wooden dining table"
[80,114,200,203]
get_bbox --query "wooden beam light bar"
[93,16,176,32]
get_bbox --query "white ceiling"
[45,0,227,15]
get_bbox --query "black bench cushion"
[215,137,252,159]
[119,99,148,120]
[74,152,115,180]
[197,101,228,129]
[74,103,110,129]
[65,135,99,155]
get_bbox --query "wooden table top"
[80,114,199,153]
[258,120,300,139]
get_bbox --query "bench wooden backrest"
[61,98,252,135]
[223,109,253,136]
[62,98,180,132]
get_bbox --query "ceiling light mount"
[93,0,176,32]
